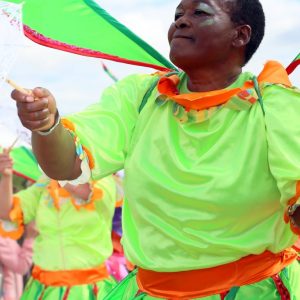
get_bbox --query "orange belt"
[32,264,109,286]
[136,248,298,299]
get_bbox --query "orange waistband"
[32,264,109,287]
[137,248,298,299]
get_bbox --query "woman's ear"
[232,24,252,48]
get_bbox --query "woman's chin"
[169,53,193,71]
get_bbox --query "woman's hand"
[11,87,57,132]
[0,149,13,176]
[11,86,81,181]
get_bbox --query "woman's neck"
[184,65,243,92]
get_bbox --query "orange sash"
[136,248,297,299]
[32,264,109,286]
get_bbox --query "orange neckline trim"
[47,180,103,211]
[157,61,292,111]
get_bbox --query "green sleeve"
[264,84,300,206]
[15,177,46,224]
[65,73,158,180]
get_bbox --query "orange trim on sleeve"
[82,145,95,170]
[0,196,24,240]
[61,118,95,170]
[9,196,24,224]
[61,118,75,132]
[0,224,24,239]
[0,221,24,240]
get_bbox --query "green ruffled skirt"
[104,261,300,300]
[21,276,117,300]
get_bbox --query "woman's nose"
[175,15,191,29]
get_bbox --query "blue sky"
[0,0,299,138]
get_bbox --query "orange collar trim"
[157,61,292,111]
[47,180,102,211]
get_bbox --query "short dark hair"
[229,0,265,65]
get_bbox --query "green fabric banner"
[1,146,41,181]
[6,0,176,71]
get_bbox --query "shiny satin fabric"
[136,249,297,299]
[66,62,300,272]
[104,260,300,300]
[14,176,116,271]
[32,264,109,286]
[21,276,116,300]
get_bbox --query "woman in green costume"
[10,0,300,299]
[0,150,117,299]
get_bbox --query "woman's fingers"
[11,87,57,131]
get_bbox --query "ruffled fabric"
[61,118,95,170]
[21,276,116,300]
[71,181,103,211]
[47,180,104,211]
[155,61,292,124]
[0,196,24,240]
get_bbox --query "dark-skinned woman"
[10,0,300,299]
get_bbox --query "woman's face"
[168,0,238,70]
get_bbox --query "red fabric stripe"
[63,287,71,300]
[13,170,35,183]
[271,274,291,300]
[93,284,99,296]
[220,291,229,300]
[23,25,172,72]
[286,59,300,75]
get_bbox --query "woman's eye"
[175,13,183,21]
[195,10,209,16]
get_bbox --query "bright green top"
[16,176,116,271]
[66,69,300,272]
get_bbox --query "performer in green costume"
[0,151,117,299]
[10,0,300,299]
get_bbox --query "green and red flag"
[286,53,300,75]
[10,146,41,181]
[0,122,41,181]
[5,0,175,71]
[0,146,41,181]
